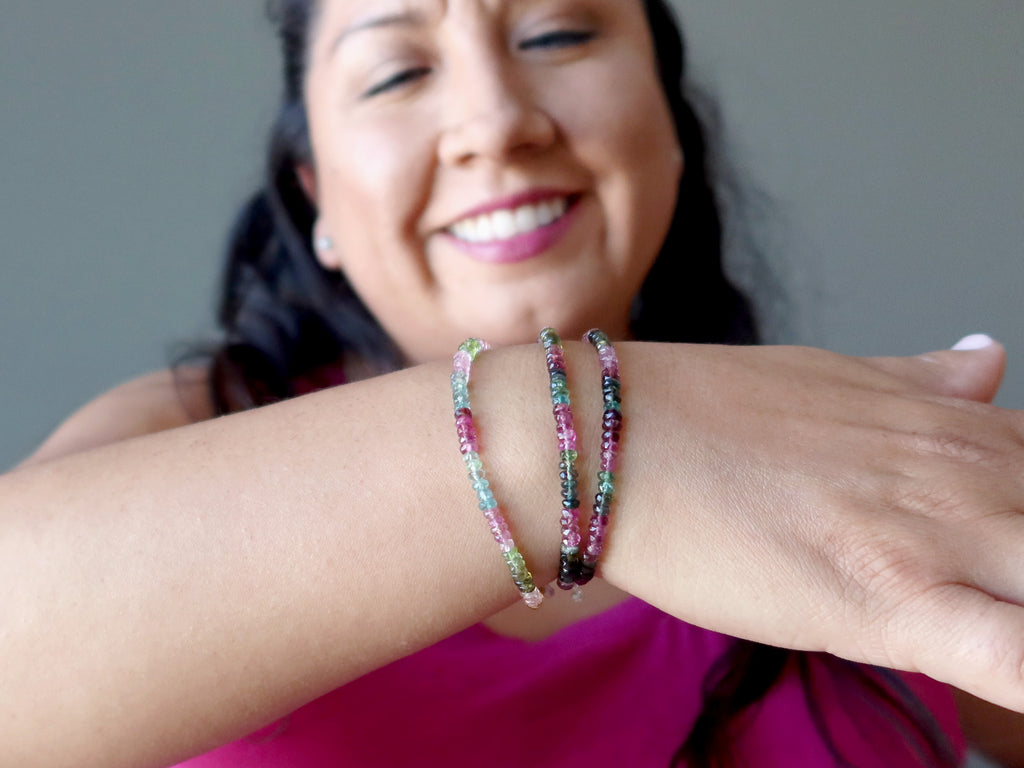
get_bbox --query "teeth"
[450,197,569,244]
[492,210,516,240]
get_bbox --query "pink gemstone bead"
[602,448,619,471]
[483,509,514,551]
[453,349,472,374]
[456,422,478,448]
[585,516,611,560]
[599,347,619,375]
[523,588,544,609]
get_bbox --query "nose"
[437,61,556,167]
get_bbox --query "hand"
[602,335,1024,711]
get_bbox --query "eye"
[362,66,431,99]
[518,29,595,52]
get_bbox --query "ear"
[296,165,341,270]
[296,163,318,207]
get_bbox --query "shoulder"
[18,367,215,468]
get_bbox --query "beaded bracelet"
[538,328,583,591]
[578,329,622,586]
[452,339,544,609]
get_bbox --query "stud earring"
[314,235,334,253]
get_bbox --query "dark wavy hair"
[205,1,957,766]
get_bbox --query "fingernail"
[952,333,995,351]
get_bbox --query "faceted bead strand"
[452,339,543,609]
[579,330,622,585]
[539,327,583,590]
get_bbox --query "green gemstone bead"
[504,550,525,568]
[561,450,578,463]
[461,338,485,358]
[540,328,561,345]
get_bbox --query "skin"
[9,342,1024,768]
[301,0,682,633]
[302,0,682,360]
[3,1,1024,765]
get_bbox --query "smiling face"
[303,0,682,363]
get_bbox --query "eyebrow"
[330,11,426,54]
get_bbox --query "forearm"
[6,338,1024,765]
[0,343,614,767]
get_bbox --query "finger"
[864,334,1006,403]
[885,583,1024,713]
[959,510,1024,609]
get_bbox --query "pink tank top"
[172,597,964,766]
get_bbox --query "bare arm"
[3,341,1024,767]
[16,367,213,468]
[2,347,582,767]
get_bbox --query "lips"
[440,193,581,265]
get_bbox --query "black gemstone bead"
[603,411,622,427]
[577,563,597,584]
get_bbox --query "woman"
[3,1,1023,766]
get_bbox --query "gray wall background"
[1,2,1022,472]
